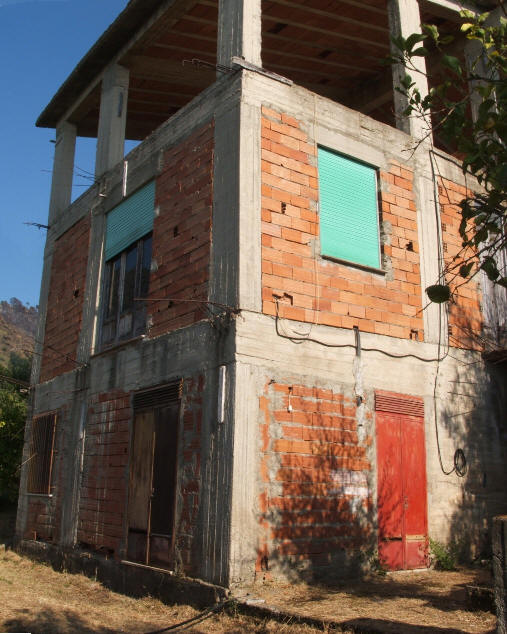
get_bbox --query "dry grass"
[246,568,497,634]
[0,545,321,634]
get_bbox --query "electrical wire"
[0,373,30,389]
[142,599,232,634]
[274,299,449,362]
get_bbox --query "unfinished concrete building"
[17,0,507,590]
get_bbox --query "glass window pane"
[106,258,121,319]
[123,244,138,311]
[140,236,152,298]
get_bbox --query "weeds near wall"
[429,538,462,571]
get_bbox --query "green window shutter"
[105,181,155,261]
[318,147,380,269]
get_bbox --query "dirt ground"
[0,545,321,634]
[240,567,496,633]
[0,508,497,633]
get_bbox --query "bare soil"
[241,567,496,633]
[0,545,320,634]
[0,511,496,633]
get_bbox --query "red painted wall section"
[261,106,424,341]
[439,178,483,350]
[77,389,131,555]
[148,123,214,337]
[40,216,91,383]
[258,382,373,579]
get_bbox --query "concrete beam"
[217,0,262,70]
[422,0,479,20]
[48,121,76,225]
[95,64,129,178]
[387,0,430,139]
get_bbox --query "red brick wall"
[77,389,130,554]
[75,378,203,571]
[40,216,91,382]
[439,177,483,350]
[258,382,372,579]
[24,498,55,542]
[23,409,67,543]
[261,106,424,341]
[148,123,214,337]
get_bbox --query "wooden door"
[377,411,428,570]
[127,403,179,568]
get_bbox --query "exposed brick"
[148,123,213,338]
[261,108,424,341]
[40,216,91,382]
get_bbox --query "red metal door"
[377,411,427,570]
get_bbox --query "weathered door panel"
[127,412,154,563]
[377,412,403,569]
[377,410,427,570]
[127,404,179,569]
[148,403,179,568]
[402,415,428,569]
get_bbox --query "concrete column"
[465,6,502,124]
[48,121,76,225]
[217,0,262,69]
[95,64,129,178]
[387,0,430,139]
[493,516,507,634]
[464,38,487,123]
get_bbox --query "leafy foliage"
[389,6,507,297]
[0,353,30,503]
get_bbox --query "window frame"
[317,144,383,273]
[100,232,152,349]
[26,413,57,496]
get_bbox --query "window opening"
[27,413,57,495]
[101,234,152,347]
[318,146,381,270]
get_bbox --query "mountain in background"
[0,299,38,367]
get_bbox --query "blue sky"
[0,0,128,307]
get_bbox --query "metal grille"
[133,380,182,411]
[27,413,57,494]
[375,391,424,417]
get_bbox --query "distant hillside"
[0,299,38,367]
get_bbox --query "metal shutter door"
[318,147,380,269]
[105,180,155,260]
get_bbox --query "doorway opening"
[126,381,182,569]
[376,391,428,571]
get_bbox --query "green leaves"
[389,9,506,300]
[426,284,451,303]
[0,354,30,502]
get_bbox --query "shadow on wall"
[257,382,377,584]
[255,312,507,585]
[438,346,507,562]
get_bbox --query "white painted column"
[95,64,129,178]
[217,0,262,69]
[387,0,430,139]
[48,121,76,225]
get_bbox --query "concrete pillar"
[48,121,76,225]
[465,6,502,124]
[387,0,430,139]
[217,0,262,70]
[493,516,507,634]
[95,64,129,178]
